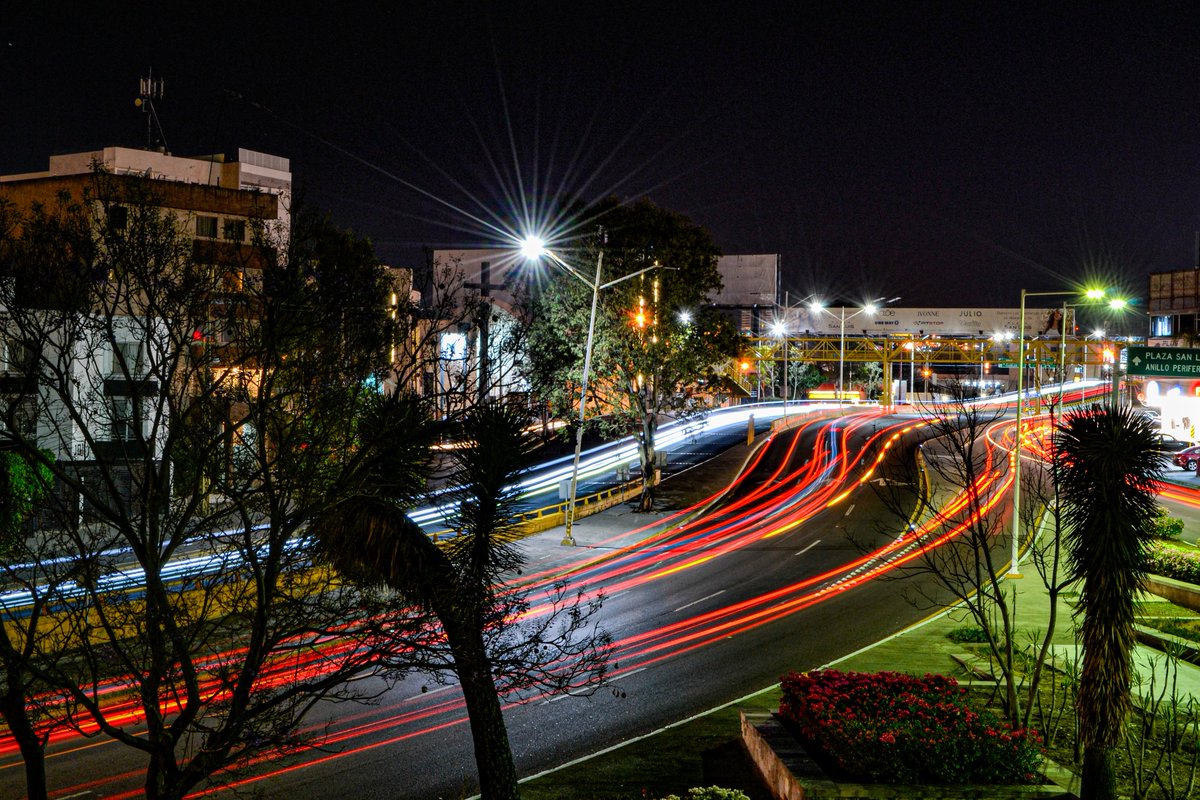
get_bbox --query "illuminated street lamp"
[521,234,664,546]
[1054,297,1128,422]
[1009,286,1112,577]
[809,298,898,403]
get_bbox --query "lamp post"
[521,235,664,546]
[772,321,789,422]
[809,298,898,404]
[909,339,916,402]
[1009,287,1111,577]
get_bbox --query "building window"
[1151,316,1173,337]
[195,216,218,239]
[14,398,37,441]
[110,397,139,441]
[111,341,145,376]
[107,205,128,232]
[222,270,245,292]
[223,219,246,242]
[1,337,33,374]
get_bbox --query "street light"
[771,321,788,422]
[1009,286,1112,577]
[809,298,898,404]
[521,234,665,546]
[1054,297,1128,423]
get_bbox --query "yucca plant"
[1054,403,1164,800]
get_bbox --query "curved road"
[8,393,1193,798]
[18,410,955,799]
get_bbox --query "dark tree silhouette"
[1054,403,1164,800]
[317,399,610,800]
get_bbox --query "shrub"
[1145,543,1200,584]
[948,625,991,643]
[1150,507,1185,541]
[658,788,750,800]
[778,670,1043,785]
[1158,619,1200,644]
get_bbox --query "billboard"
[712,254,778,306]
[780,307,1070,338]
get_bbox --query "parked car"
[1156,433,1192,454]
[1172,444,1200,470]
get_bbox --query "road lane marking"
[406,684,455,701]
[843,503,855,517]
[546,667,647,703]
[674,590,725,613]
[794,539,821,556]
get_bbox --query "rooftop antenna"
[135,71,169,154]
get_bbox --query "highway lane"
[14,402,1142,799]
[0,390,1171,798]
[276,414,940,797]
[9,410,951,799]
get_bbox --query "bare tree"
[0,175,435,799]
[871,390,1032,726]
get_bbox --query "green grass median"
[519,687,781,800]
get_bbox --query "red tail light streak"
[3,408,1091,797]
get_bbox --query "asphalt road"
[273,414,936,797]
[11,411,947,799]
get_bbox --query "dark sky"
[4,2,1199,312]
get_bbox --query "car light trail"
[1,408,1030,798]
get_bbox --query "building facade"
[0,147,289,522]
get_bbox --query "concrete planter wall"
[1144,573,1200,613]
[741,712,1079,800]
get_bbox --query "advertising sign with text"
[780,307,1065,337]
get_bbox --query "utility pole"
[464,260,506,406]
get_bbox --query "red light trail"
[12,403,1189,798]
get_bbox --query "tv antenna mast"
[135,71,169,153]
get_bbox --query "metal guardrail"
[428,478,644,542]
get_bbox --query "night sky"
[4,3,1199,315]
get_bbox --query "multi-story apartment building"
[1148,267,1200,346]
[0,147,289,518]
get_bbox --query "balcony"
[103,377,160,396]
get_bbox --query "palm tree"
[316,397,536,800]
[1054,403,1163,800]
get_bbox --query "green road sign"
[1125,346,1200,377]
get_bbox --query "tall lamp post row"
[771,296,901,409]
[814,297,899,402]
[520,235,665,546]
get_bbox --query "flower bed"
[1146,543,1200,584]
[778,670,1044,785]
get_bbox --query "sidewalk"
[516,433,765,572]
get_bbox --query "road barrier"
[428,477,645,543]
